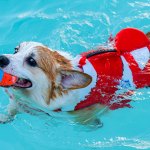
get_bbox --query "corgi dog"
[0,28,150,126]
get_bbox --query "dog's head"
[0,42,92,106]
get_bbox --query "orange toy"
[0,69,18,86]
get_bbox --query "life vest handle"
[86,49,116,58]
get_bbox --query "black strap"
[86,49,117,58]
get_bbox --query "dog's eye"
[26,57,37,67]
[14,47,19,54]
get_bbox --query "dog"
[0,28,150,126]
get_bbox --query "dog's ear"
[59,70,92,90]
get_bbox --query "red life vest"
[74,28,150,111]
[54,28,150,112]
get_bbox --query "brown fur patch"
[36,46,58,81]
[36,46,72,104]
[36,46,72,79]
[146,32,150,39]
[52,51,72,70]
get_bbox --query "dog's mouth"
[13,77,32,88]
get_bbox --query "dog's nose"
[0,55,10,68]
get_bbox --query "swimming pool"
[0,0,150,149]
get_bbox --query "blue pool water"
[0,0,150,149]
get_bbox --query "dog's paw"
[0,114,14,124]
